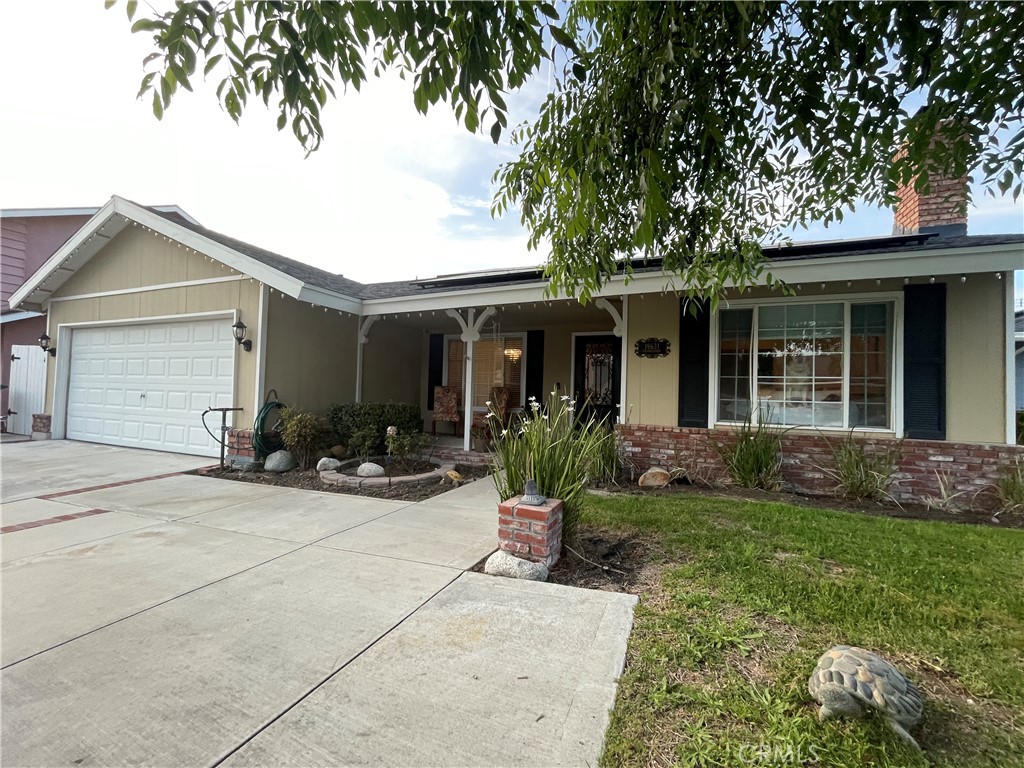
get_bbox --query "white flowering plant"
[488,391,616,545]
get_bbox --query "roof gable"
[9,197,362,314]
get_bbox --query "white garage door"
[67,319,236,456]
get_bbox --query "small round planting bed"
[319,457,456,489]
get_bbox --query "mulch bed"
[470,525,664,594]
[591,474,1024,529]
[192,463,491,502]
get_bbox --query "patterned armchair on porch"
[432,386,461,436]
[488,386,511,426]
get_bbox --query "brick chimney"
[892,144,969,238]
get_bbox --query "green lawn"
[583,493,1024,768]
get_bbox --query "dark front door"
[573,335,621,425]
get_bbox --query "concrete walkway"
[1,440,636,767]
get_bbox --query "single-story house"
[0,205,195,436]
[9,172,1024,505]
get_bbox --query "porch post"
[464,334,474,451]
[445,306,497,452]
[355,316,378,403]
[619,295,629,424]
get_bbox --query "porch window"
[445,336,525,411]
[717,301,893,429]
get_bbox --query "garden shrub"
[995,459,1024,517]
[821,432,901,500]
[327,402,422,456]
[490,393,615,545]
[716,413,784,490]
[589,424,622,483]
[1017,409,1024,444]
[385,430,428,463]
[278,407,328,470]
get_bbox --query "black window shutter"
[427,334,444,410]
[903,283,946,439]
[525,330,545,403]
[678,300,710,427]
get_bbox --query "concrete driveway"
[1,440,636,767]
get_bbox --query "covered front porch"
[356,296,631,451]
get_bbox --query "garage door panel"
[67,319,235,457]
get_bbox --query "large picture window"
[717,301,894,429]
[445,336,525,411]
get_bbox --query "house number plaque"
[634,337,670,358]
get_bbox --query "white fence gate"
[7,344,47,435]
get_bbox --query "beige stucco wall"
[622,276,1009,443]
[946,275,1006,442]
[361,322,424,405]
[262,292,358,414]
[44,227,259,427]
[624,294,680,426]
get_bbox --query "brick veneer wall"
[226,429,255,460]
[617,424,1024,509]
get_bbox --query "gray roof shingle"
[145,205,1023,300]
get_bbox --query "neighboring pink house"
[1,205,195,433]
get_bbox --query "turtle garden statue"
[809,645,925,749]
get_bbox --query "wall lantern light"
[232,320,252,352]
[38,333,56,357]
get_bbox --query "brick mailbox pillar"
[497,495,563,568]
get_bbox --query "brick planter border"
[617,424,1024,510]
[320,458,456,489]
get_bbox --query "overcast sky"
[1,0,1021,293]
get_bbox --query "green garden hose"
[252,390,285,458]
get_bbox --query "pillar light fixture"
[231,320,252,352]
[38,333,56,357]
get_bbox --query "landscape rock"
[316,457,342,472]
[484,549,548,581]
[638,466,671,489]
[356,462,386,478]
[264,450,297,473]
[329,444,349,459]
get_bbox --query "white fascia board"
[8,198,122,310]
[1,204,198,224]
[0,310,44,324]
[362,281,555,315]
[1,206,101,218]
[296,285,362,315]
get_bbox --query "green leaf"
[548,25,578,54]
[203,53,223,76]
[490,121,502,144]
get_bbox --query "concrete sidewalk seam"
[207,570,462,768]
